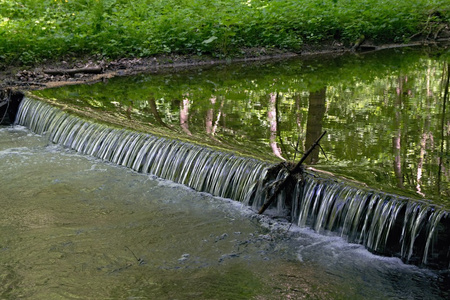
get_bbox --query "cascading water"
[15,97,450,270]
[15,97,269,202]
[246,167,450,269]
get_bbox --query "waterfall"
[15,97,450,269]
[246,168,450,269]
[15,97,269,202]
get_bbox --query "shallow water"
[1,125,448,299]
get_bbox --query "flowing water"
[1,125,449,299]
[14,96,450,269]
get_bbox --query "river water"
[33,47,450,205]
[1,125,448,299]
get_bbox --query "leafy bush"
[0,0,448,65]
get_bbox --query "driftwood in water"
[44,67,103,76]
[258,131,327,214]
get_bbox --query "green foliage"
[0,0,449,65]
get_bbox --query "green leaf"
[202,36,218,44]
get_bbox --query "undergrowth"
[0,0,449,66]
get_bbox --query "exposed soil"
[0,48,314,91]
[1,35,450,93]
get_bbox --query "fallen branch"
[291,131,327,174]
[44,67,103,76]
[258,131,327,215]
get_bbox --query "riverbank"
[2,37,449,93]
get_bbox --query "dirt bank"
[1,37,449,92]
[0,48,311,91]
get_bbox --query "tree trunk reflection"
[268,92,285,160]
[305,87,326,165]
[180,95,192,135]
[438,62,449,194]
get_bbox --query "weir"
[15,96,450,270]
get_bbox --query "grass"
[0,0,449,66]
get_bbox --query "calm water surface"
[1,125,448,299]
[33,47,450,205]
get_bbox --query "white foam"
[0,147,34,157]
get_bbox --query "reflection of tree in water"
[438,62,449,196]
[416,69,432,197]
[265,87,326,164]
[268,92,285,160]
[393,76,406,190]
[147,95,171,129]
[389,63,449,200]
[304,87,326,165]
[180,95,192,136]
[34,50,450,203]
[206,97,216,135]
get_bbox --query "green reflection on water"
[32,47,450,206]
